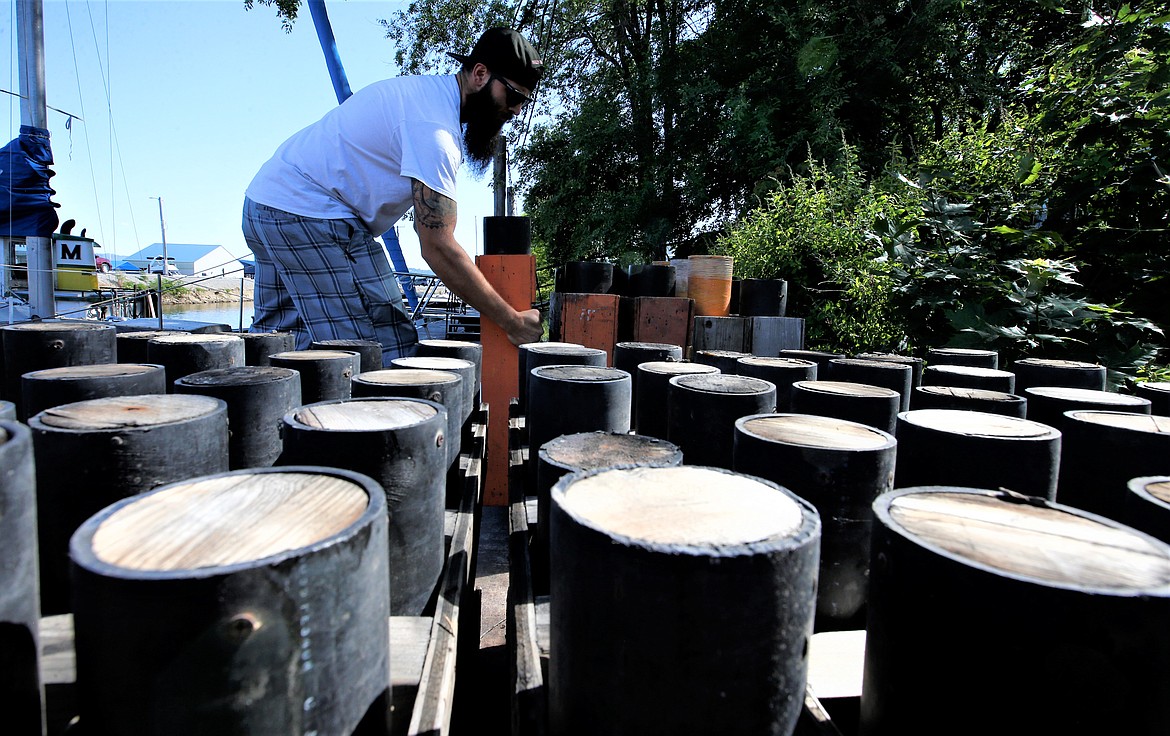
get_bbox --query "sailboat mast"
[16,0,55,318]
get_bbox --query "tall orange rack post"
[476,219,537,506]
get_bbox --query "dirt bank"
[98,273,253,306]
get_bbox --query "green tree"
[877,119,1164,375]
[243,0,303,32]
[1018,3,1170,328]
[382,1,717,263]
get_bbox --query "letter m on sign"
[59,241,81,261]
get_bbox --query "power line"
[65,0,108,246]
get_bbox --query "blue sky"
[3,0,506,268]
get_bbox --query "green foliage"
[876,122,1164,372]
[723,121,1165,374]
[260,0,1169,380]
[716,149,904,353]
[242,0,303,32]
[524,77,658,263]
[372,1,1169,290]
[530,241,557,309]
[1134,363,1170,384]
[381,1,517,80]
[162,278,191,298]
[1012,3,1170,329]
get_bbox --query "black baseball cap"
[447,28,544,91]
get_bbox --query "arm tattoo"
[411,179,457,231]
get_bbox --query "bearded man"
[242,28,544,364]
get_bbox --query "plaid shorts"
[241,198,418,365]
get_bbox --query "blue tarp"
[0,125,59,237]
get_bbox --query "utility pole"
[151,197,169,329]
[18,0,55,318]
[493,138,507,216]
[152,197,169,267]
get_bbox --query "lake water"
[160,301,454,339]
[162,301,254,330]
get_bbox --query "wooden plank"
[692,315,749,354]
[807,630,866,700]
[40,614,75,686]
[509,455,547,736]
[798,686,848,736]
[508,401,546,736]
[749,316,805,356]
[553,293,620,365]
[42,613,78,736]
[390,616,435,734]
[533,598,551,664]
[407,450,481,736]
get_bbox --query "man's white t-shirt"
[246,75,463,235]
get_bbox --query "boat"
[0,228,149,322]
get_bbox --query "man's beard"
[462,84,506,177]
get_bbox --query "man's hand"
[508,308,544,346]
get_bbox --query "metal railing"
[0,258,483,340]
[392,271,480,340]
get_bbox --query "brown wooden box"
[550,292,621,365]
[617,296,694,354]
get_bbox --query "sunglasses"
[491,75,533,108]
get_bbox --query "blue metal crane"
[307,0,419,311]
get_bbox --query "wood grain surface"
[91,472,368,570]
[36,394,221,430]
[889,491,1170,589]
[559,466,803,546]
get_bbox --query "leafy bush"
[721,126,1164,378]
[716,149,906,353]
[878,122,1164,375]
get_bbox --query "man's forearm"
[411,178,542,345]
[418,229,524,332]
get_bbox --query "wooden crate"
[749,316,805,356]
[41,405,489,736]
[549,292,620,365]
[691,315,750,354]
[618,296,694,353]
[691,316,806,357]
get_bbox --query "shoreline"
[98,273,254,306]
